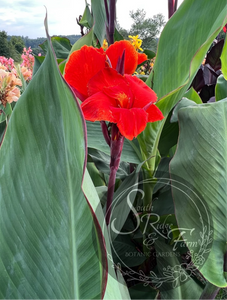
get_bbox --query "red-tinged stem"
[105,37,125,225]
[109,0,116,45]
[168,0,175,19]
[174,0,178,12]
[224,250,227,272]
[105,124,124,225]
[104,0,109,24]
[76,15,84,36]
[100,121,110,146]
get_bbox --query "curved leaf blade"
[91,0,108,44]
[220,35,227,79]
[139,0,227,168]
[170,100,227,287]
[82,169,127,300]
[215,75,227,101]
[0,17,106,298]
[40,36,72,59]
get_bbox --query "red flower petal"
[88,67,126,96]
[106,41,138,74]
[146,104,164,122]
[64,46,106,100]
[138,53,148,65]
[81,92,116,122]
[112,107,148,140]
[223,24,227,33]
[125,75,157,108]
[103,83,132,109]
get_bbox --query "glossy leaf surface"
[0,19,106,298]
[138,0,227,167]
[170,100,227,287]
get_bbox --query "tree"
[117,9,165,51]
[0,31,10,57]
[0,32,25,62]
[10,36,25,54]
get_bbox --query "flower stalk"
[168,0,178,19]
[100,121,111,146]
[109,0,116,45]
[105,123,124,225]
[105,50,125,225]
[104,0,116,45]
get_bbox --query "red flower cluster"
[64,40,164,140]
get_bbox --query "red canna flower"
[223,24,227,33]
[64,40,164,140]
[65,41,147,101]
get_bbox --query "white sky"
[0,0,184,38]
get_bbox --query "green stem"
[142,171,156,210]
[138,119,165,178]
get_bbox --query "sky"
[0,0,184,38]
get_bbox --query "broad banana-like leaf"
[155,241,203,299]
[129,283,158,300]
[0,15,107,298]
[70,28,94,53]
[91,0,108,45]
[221,35,227,79]
[40,36,72,59]
[170,99,227,287]
[138,0,227,168]
[183,87,203,104]
[216,75,227,101]
[83,169,127,300]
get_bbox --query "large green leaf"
[40,36,72,59]
[0,121,6,145]
[0,17,106,298]
[87,162,106,186]
[87,121,141,164]
[152,0,227,104]
[158,110,179,157]
[88,148,130,179]
[170,100,227,287]
[91,0,108,44]
[129,283,158,299]
[0,103,12,124]
[170,98,198,123]
[138,0,227,168]
[215,75,227,101]
[70,28,94,53]
[109,162,144,241]
[33,55,45,76]
[155,241,204,299]
[220,35,227,79]
[62,28,94,77]
[183,87,203,104]
[112,234,146,267]
[115,268,132,299]
[82,169,128,300]
[80,2,93,29]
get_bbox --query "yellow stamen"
[128,35,143,51]
[102,39,108,51]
